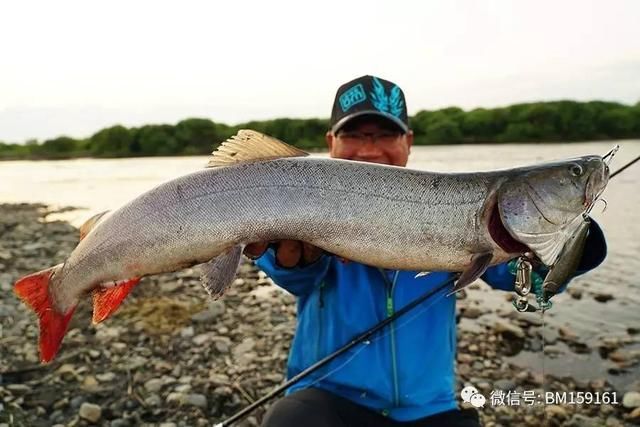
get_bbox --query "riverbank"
[1,204,639,426]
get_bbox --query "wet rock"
[78,402,102,423]
[110,419,131,427]
[623,391,640,408]
[593,292,614,303]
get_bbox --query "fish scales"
[13,129,609,362]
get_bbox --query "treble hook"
[594,198,607,213]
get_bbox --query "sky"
[1,0,639,143]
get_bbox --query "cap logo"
[339,83,366,112]
[370,77,405,118]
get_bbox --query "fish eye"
[569,164,583,177]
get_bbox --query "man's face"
[326,119,413,167]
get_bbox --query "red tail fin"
[92,278,140,324]
[14,266,76,363]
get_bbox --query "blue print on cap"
[370,77,404,118]
[339,84,366,112]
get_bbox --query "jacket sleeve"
[254,248,332,297]
[482,218,608,293]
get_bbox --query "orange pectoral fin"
[14,265,76,363]
[92,278,140,324]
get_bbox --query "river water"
[1,141,639,389]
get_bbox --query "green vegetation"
[1,100,639,160]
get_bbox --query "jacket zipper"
[380,269,400,406]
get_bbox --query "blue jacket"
[255,221,606,421]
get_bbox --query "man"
[244,75,607,426]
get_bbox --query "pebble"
[144,378,164,392]
[234,337,256,356]
[545,404,568,420]
[628,407,640,423]
[567,287,583,299]
[180,326,195,338]
[565,414,602,427]
[493,379,516,391]
[78,402,102,423]
[6,384,31,393]
[623,391,640,408]
[184,393,208,408]
[145,394,162,407]
[175,384,192,393]
[96,372,116,382]
[462,307,482,319]
[192,333,214,345]
[494,321,525,339]
[70,396,86,409]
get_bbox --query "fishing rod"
[610,154,640,179]
[215,276,456,427]
[218,150,640,426]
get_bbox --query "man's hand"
[244,241,324,268]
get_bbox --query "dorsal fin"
[206,129,308,168]
[79,211,109,241]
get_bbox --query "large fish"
[14,130,609,362]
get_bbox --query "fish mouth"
[488,201,530,254]
[584,162,609,210]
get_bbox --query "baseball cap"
[329,75,409,134]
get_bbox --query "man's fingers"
[244,242,269,259]
[302,243,323,265]
[276,240,302,268]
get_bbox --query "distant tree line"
[1,100,639,160]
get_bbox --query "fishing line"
[610,154,640,179]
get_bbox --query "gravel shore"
[1,204,638,426]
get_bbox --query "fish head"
[496,155,609,265]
